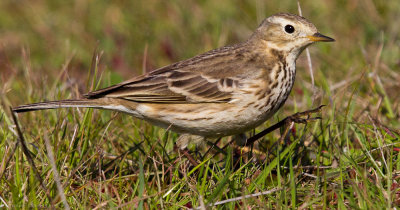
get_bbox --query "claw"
[244,105,326,146]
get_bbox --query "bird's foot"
[244,105,325,146]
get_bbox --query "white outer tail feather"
[13,99,106,113]
[12,99,143,118]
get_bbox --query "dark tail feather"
[12,99,105,113]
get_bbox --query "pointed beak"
[307,32,335,42]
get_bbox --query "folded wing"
[84,45,249,103]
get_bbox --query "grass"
[1,0,400,208]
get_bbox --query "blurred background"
[1,0,399,108]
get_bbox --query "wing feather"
[84,43,253,103]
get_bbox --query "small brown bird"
[13,13,334,147]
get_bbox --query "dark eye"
[284,25,295,34]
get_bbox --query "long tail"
[12,99,109,113]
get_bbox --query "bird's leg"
[232,133,248,146]
[203,137,225,158]
[175,134,206,166]
[176,134,205,150]
[244,105,325,146]
[285,104,325,124]
[178,147,199,167]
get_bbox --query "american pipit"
[13,13,334,148]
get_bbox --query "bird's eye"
[284,25,295,34]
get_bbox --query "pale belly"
[134,86,292,137]
[135,103,268,137]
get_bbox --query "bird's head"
[250,13,334,57]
